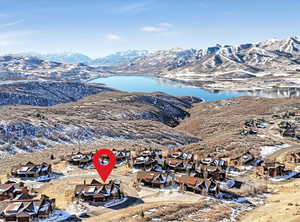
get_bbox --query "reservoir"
[91,75,300,102]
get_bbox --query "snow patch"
[260,144,290,158]
[104,197,128,207]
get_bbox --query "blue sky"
[0,0,299,58]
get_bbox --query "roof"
[14,193,34,200]
[5,202,23,213]
[175,175,218,188]
[1,195,55,217]
[186,177,197,186]
[74,180,121,197]
[167,158,183,166]
[175,175,197,185]
[0,184,14,193]
[12,162,51,174]
[91,179,101,185]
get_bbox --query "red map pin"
[93,149,116,183]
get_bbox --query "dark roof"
[14,193,34,200]
[91,179,101,185]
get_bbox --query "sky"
[0,0,299,58]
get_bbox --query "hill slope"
[0,90,202,157]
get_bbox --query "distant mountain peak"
[113,36,300,77]
[92,49,152,66]
[17,50,153,66]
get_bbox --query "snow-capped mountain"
[115,36,300,81]
[92,49,152,66]
[117,48,200,73]
[0,55,108,81]
[18,52,93,65]
[18,50,152,66]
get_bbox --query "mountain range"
[0,55,108,81]
[113,36,300,90]
[3,36,300,90]
[117,36,300,75]
[18,50,152,66]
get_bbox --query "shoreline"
[88,73,300,96]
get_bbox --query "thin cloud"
[0,19,24,29]
[112,2,150,14]
[105,34,121,41]
[141,26,162,33]
[140,23,173,33]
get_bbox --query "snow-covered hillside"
[18,50,152,66]
[0,90,202,157]
[0,55,108,81]
[0,80,115,106]
[92,49,151,66]
[115,36,300,80]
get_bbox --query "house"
[245,119,272,129]
[67,152,93,168]
[112,149,131,163]
[167,150,193,161]
[174,175,220,196]
[285,152,300,164]
[165,158,194,172]
[278,121,296,130]
[192,165,226,181]
[131,149,164,168]
[0,194,55,222]
[229,151,254,166]
[11,162,52,178]
[0,181,29,201]
[144,163,166,173]
[240,128,257,136]
[257,162,286,177]
[74,179,124,203]
[294,111,300,117]
[199,158,227,169]
[135,149,162,158]
[281,128,296,137]
[136,171,173,188]
[132,156,157,169]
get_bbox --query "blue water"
[90,75,248,102]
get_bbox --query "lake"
[90,75,300,102]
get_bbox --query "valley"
[1,1,300,221]
[2,36,300,93]
[0,87,300,221]
[0,36,300,222]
